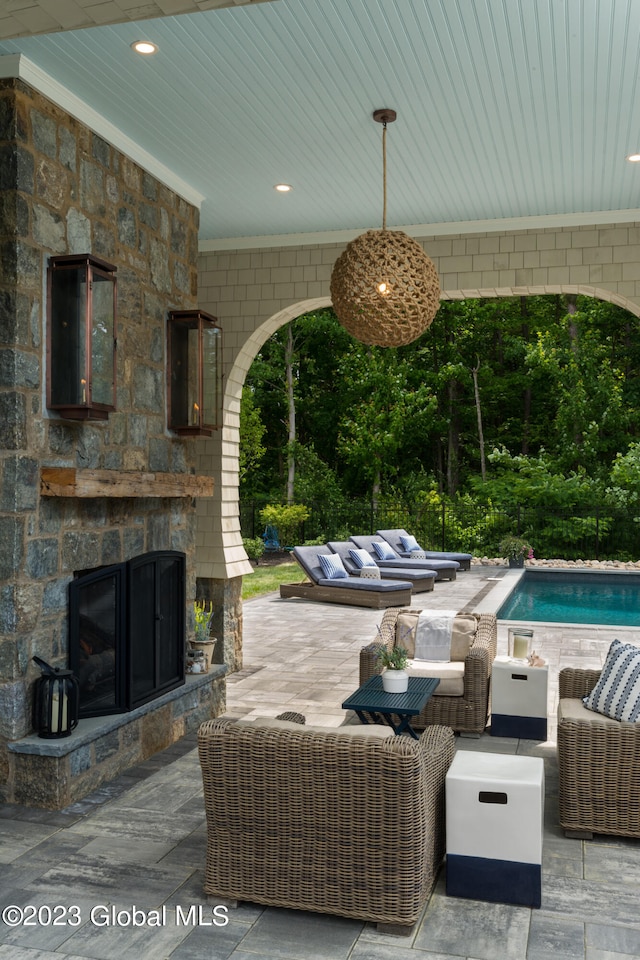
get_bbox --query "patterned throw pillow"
[400,534,422,552]
[583,639,640,721]
[349,548,377,569]
[317,553,348,580]
[372,540,397,560]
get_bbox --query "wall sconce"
[47,254,117,420]
[168,310,222,436]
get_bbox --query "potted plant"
[376,645,410,693]
[499,536,533,568]
[190,600,215,673]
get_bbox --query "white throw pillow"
[583,639,640,722]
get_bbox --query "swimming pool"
[497,569,640,627]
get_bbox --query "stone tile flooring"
[2,566,640,959]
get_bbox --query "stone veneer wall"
[0,78,223,804]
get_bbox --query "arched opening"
[194,281,640,671]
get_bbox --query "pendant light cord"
[382,121,387,231]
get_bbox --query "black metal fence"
[240,499,640,562]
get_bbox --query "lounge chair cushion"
[318,576,411,592]
[583,639,640,722]
[372,540,397,560]
[395,611,477,661]
[400,534,421,552]
[349,548,378,569]
[407,660,465,696]
[318,553,348,580]
[558,696,628,728]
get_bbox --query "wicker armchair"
[360,610,497,736]
[558,667,640,839]
[198,715,455,934]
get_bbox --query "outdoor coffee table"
[342,674,440,739]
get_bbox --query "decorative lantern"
[167,310,222,436]
[47,254,117,420]
[32,656,80,739]
[330,109,441,348]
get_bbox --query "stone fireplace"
[0,78,226,808]
[70,550,186,717]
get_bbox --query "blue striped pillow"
[349,548,377,569]
[400,534,422,552]
[583,639,640,722]
[317,553,348,580]
[372,540,397,560]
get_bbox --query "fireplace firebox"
[69,550,185,718]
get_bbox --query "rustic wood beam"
[40,467,214,498]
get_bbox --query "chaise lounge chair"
[349,535,459,581]
[327,541,436,593]
[279,545,413,609]
[376,529,473,571]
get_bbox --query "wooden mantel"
[40,467,214,499]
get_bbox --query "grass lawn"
[242,561,301,600]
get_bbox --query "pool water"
[497,570,640,626]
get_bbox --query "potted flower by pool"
[376,645,410,693]
[499,536,533,568]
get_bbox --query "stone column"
[196,575,242,672]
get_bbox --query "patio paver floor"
[1,565,639,959]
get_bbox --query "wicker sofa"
[360,609,497,736]
[558,667,640,839]
[198,714,455,933]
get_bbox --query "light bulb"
[131,41,158,55]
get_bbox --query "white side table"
[446,750,544,908]
[491,656,548,741]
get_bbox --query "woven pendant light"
[330,109,440,348]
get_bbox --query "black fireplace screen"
[69,551,185,717]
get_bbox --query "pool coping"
[475,567,524,615]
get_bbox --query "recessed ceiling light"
[274,183,293,192]
[131,40,158,55]
[626,153,640,162]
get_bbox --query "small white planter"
[382,668,409,693]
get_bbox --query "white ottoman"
[491,657,549,740]
[446,750,544,907]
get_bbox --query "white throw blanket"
[414,609,457,661]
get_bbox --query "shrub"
[259,503,311,548]
[243,536,265,563]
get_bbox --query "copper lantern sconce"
[47,254,117,421]
[168,310,222,436]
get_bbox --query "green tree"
[335,342,438,504]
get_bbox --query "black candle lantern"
[47,253,117,421]
[168,309,222,436]
[32,657,80,739]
